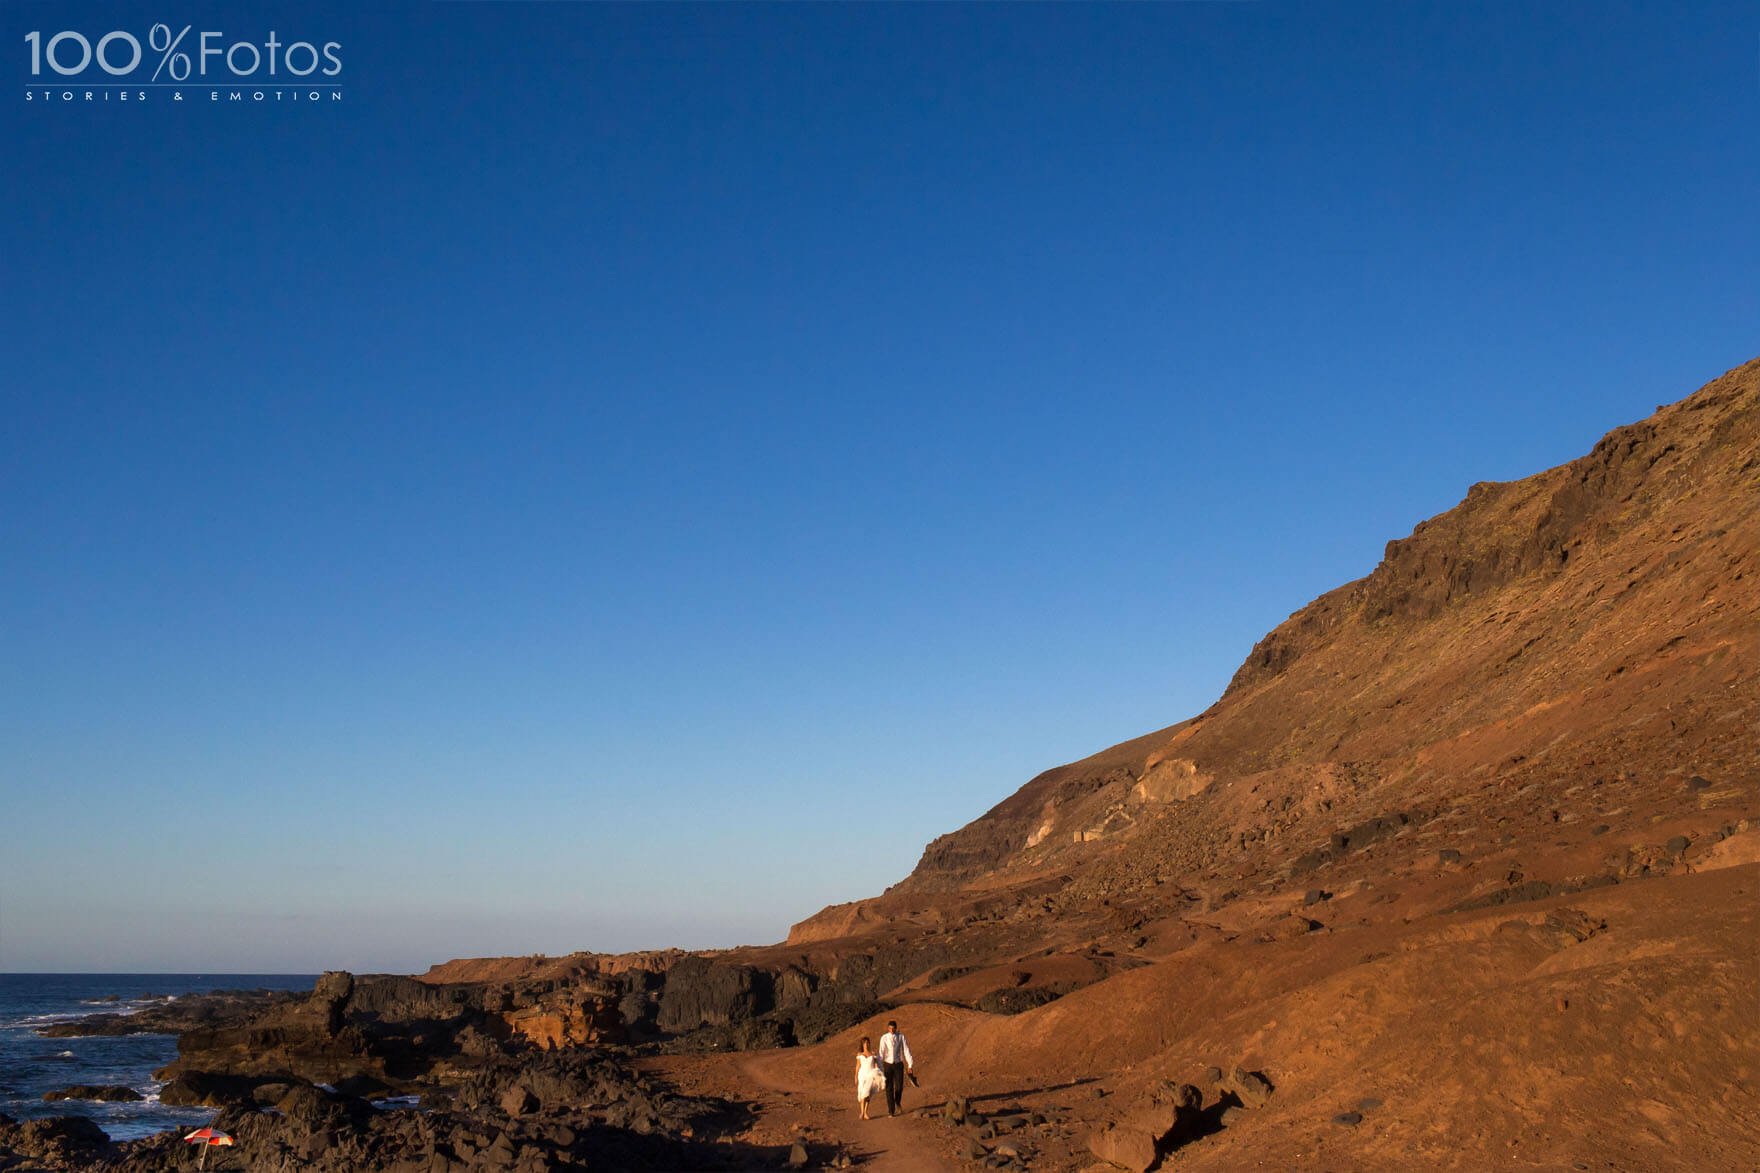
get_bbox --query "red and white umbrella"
[183,1126,234,1168]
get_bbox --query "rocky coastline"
[8,953,956,1171]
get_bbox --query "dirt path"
[734,1050,963,1173]
[639,1004,1008,1171]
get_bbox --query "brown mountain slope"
[882,356,1757,902]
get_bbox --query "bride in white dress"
[855,1035,885,1119]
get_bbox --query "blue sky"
[3,1,1755,973]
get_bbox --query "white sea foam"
[370,1095,421,1111]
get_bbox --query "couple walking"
[854,1020,915,1120]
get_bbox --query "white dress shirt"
[878,1030,913,1067]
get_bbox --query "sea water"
[0,973,315,1141]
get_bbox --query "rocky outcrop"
[42,1084,142,1102]
[36,987,303,1038]
[148,965,682,1108]
[498,984,624,1049]
[656,957,775,1032]
[110,1057,765,1173]
[0,1113,115,1170]
[1087,1077,1234,1170]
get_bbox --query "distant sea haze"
[0,973,316,1140]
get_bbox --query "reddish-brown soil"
[647,853,1758,1171]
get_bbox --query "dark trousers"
[882,1061,905,1113]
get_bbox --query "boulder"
[500,1084,538,1117]
[1126,1100,1177,1138]
[1230,1066,1274,1108]
[1088,1123,1158,1172]
[1129,1081,1206,1151]
[1156,1081,1202,1111]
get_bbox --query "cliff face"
[895,358,1759,893]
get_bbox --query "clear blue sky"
[3,1,1755,973]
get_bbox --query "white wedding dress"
[856,1053,885,1101]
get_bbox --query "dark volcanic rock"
[1292,811,1434,874]
[113,1051,759,1173]
[1444,879,1562,915]
[158,1068,272,1107]
[974,984,1070,1015]
[500,1084,539,1117]
[36,986,304,1038]
[658,994,884,1054]
[152,970,523,1102]
[0,1113,115,1168]
[43,1083,142,1102]
[311,969,354,1034]
[657,957,774,1032]
[783,998,885,1046]
[618,967,664,1031]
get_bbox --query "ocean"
[0,973,316,1141]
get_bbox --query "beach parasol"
[183,1126,234,1169]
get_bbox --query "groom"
[877,1019,914,1116]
